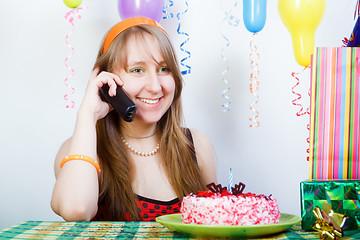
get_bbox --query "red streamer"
[291,66,309,116]
[291,66,310,161]
[306,89,311,161]
[64,7,86,108]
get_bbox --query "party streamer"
[64,7,87,108]
[305,59,314,161]
[291,66,310,116]
[220,32,231,112]
[162,0,174,19]
[249,33,260,127]
[175,0,191,75]
[306,89,311,161]
[291,66,310,160]
[220,0,239,112]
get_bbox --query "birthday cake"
[180,183,281,225]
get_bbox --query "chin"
[134,108,169,124]
[134,114,163,124]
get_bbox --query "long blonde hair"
[94,25,205,220]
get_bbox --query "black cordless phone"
[99,84,137,122]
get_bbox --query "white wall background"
[0,0,357,230]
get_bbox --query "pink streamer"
[249,33,260,127]
[64,7,86,108]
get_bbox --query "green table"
[1,221,359,239]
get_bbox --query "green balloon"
[63,0,82,8]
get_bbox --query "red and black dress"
[93,195,182,221]
[92,128,195,221]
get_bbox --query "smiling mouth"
[139,98,160,104]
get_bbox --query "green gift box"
[300,180,360,230]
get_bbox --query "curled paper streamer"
[176,0,191,75]
[306,89,311,161]
[292,66,310,161]
[220,33,232,112]
[220,0,240,112]
[291,66,309,116]
[64,7,86,108]
[249,33,260,127]
[162,0,174,19]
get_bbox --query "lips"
[139,98,160,104]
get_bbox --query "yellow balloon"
[63,0,82,8]
[278,0,326,66]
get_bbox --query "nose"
[145,71,162,93]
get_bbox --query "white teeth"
[140,98,160,104]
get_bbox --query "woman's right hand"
[79,67,123,122]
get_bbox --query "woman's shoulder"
[186,128,214,162]
[187,128,212,146]
[187,128,217,184]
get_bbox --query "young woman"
[51,17,217,222]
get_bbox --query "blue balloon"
[243,0,267,33]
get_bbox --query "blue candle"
[229,168,233,193]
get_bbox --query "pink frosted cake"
[181,183,281,225]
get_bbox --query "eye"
[129,67,145,73]
[158,66,171,73]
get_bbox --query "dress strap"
[185,128,194,144]
[184,128,197,164]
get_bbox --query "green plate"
[156,213,301,238]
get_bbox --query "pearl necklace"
[120,137,160,157]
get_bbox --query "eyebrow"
[127,61,146,67]
[127,60,167,67]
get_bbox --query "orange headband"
[103,17,167,53]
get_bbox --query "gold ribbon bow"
[312,202,348,240]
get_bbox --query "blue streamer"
[220,0,239,112]
[176,0,191,75]
[162,0,174,19]
[220,32,231,112]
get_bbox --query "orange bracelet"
[60,154,100,173]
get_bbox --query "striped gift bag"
[309,47,360,179]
